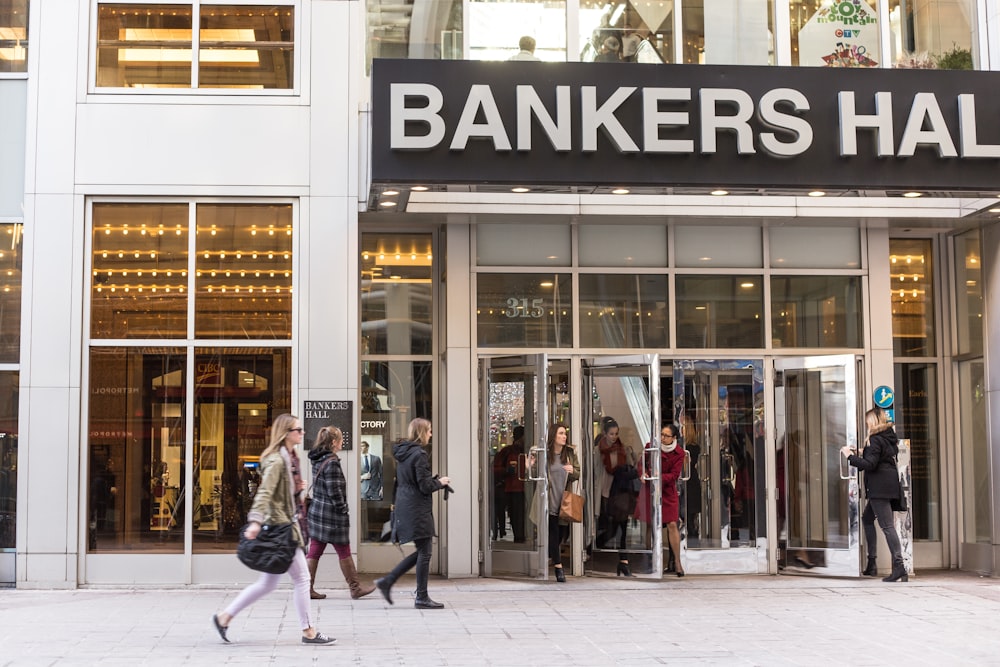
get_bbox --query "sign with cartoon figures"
[798,0,879,68]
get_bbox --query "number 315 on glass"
[504,298,544,319]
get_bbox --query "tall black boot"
[882,562,908,583]
[862,556,878,577]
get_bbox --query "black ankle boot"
[862,557,878,577]
[414,595,444,609]
[374,577,394,604]
[617,561,633,577]
[554,566,566,582]
[882,562,908,583]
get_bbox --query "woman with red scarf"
[635,423,685,576]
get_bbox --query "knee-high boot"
[339,556,376,599]
[307,558,326,599]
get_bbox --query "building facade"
[1,0,998,587]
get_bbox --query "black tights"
[547,514,569,566]
[862,499,903,566]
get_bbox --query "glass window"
[958,359,989,543]
[579,224,667,267]
[893,362,939,541]
[792,0,880,67]
[684,0,774,65]
[953,230,982,356]
[888,0,975,69]
[361,233,434,355]
[890,238,934,357]
[769,226,860,269]
[676,275,763,348]
[91,204,189,339]
[359,360,433,542]
[0,223,22,362]
[477,273,572,347]
[0,371,17,549]
[675,226,762,268]
[366,0,463,71]
[199,5,294,88]
[192,347,291,553]
[0,0,28,73]
[469,0,566,62]
[581,0,672,63]
[579,274,667,347]
[476,224,570,266]
[88,347,187,552]
[195,203,293,339]
[771,276,862,348]
[97,3,295,89]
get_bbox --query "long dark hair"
[546,422,571,463]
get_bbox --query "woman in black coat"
[375,418,451,609]
[841,407,907,582]
[305,426,375,600]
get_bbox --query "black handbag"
[237,523,297,574]
[890,489,908,513]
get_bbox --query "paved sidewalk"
[1,571,999,666]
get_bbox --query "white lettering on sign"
[361,420,388,428]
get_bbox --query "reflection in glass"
[578,274,667,348]
[361,233,433,355]
[684,0,773,65]
[477,273,572,348]
[888,0,975,69]
[675,226,761,268]
[366,0,463,71]
[359,361,433,543]
[894,363,938,541]
[477,224,570,267]
[192,348,291,553]
[769,227,860,269]
[199,5,295,89]
[0,372,17,549]
[953,230,982,356]
[195,203,293,339]
[0,0,28,73]
[675,275,762,348]
[791,0,879,67]
[88,348,186,553]
[91,204,189,339]
[97,3,194,87]
[0,223,22,362]
[580,0,672,63]
[771,276,862,348]
[890,239,934,357]
[958,360,989,544]
[468,0,566,61]
[578,224,667,267]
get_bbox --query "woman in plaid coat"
[305,426,376,599]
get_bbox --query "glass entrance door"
[481,354,550,578]
[672,360,766,574]
[774,355,862,577]
[583,355,661,579]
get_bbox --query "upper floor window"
[0,0,28,74]
[96,3,295,89]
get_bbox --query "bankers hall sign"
[370,59,1000,191]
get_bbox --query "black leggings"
[386,536,434,596]
[547,514,569,566]
[862,498,903,566]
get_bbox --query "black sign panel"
[371,59,1000,191]
[303,400,353,451]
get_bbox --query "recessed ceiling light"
[382,189,399,196]
[902,191,922,198]
[411,185,428,191]
[611,188,630,195]
[379,201,397,207]
[540,281,554,287]
[808,191,826,197]
[989,208,1000,213]
[511,187,530,193]
[711,189,728,196]
[699,256,712,261]
[741,282,755,288]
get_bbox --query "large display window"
[86,201,294,554]
[0,223,22,362]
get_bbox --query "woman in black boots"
[841,407,908,582]
[375,418,451,608]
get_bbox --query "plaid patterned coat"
[306,448,350,545]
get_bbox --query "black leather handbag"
[237,523,297,574]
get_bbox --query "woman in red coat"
[635,423,686,576]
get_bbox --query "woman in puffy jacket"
[841,407,907,583]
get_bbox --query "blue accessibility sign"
[873,386,894,409]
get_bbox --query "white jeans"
[224,548,311,630]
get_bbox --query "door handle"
[517,453,527,482]
[527,446,547,481]
[839,449,856,480]
[641,446,657,481]
[680,448,691,481]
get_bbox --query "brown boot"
[306,558,326,599]
[339,556,376,599]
